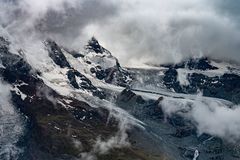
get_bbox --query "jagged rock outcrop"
[67,69,106,99]
[85,37,110,54]
[161,57,218,71]
[45,40,71,68]
[0,38,38,87]
[84,37,133,87]
[44,39,106,99]
[163,57,240,103]
[117,89,145,104]
[117,89,166,121]
[163,68,183,93]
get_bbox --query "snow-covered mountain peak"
[83,37,117,69]
[84,36,111,55]
[80,37,133,87]
[44,39,71,68]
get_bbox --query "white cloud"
[191,96,240,142]
[1,0,240,66]
[86,0,240,66]
[161,94,240,142]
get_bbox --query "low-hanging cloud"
[161,94,240,142]
[91,0,240,66]
[1,0,240,66]
[0,0,118,46]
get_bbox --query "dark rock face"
[85,37,109,54]
[45,40,71,68]
[162,57,240,103]
[188,73,240,103]
[67,69,93,89]
[90,66,106,80]
[0,36,10,47]
[106,63,133,87]
[162,57,218,71]
[117,89,167,122]
[67,69,106,99]
[187,57,218,70]
[118,89,146,105]
[0,37,37,84]
[163,68,240,103]
[90,62,133,87]
[163,68,183,93]
[84,37,133,87]
[1,53,33,83]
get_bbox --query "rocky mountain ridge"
[1,36,240,160]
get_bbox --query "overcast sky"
[1,0,240,66]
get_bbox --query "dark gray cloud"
[213,0,240,22]
[0,0,119,48]
[35,0,119,47]
[91,0,240,66]
[1,0,240,66]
